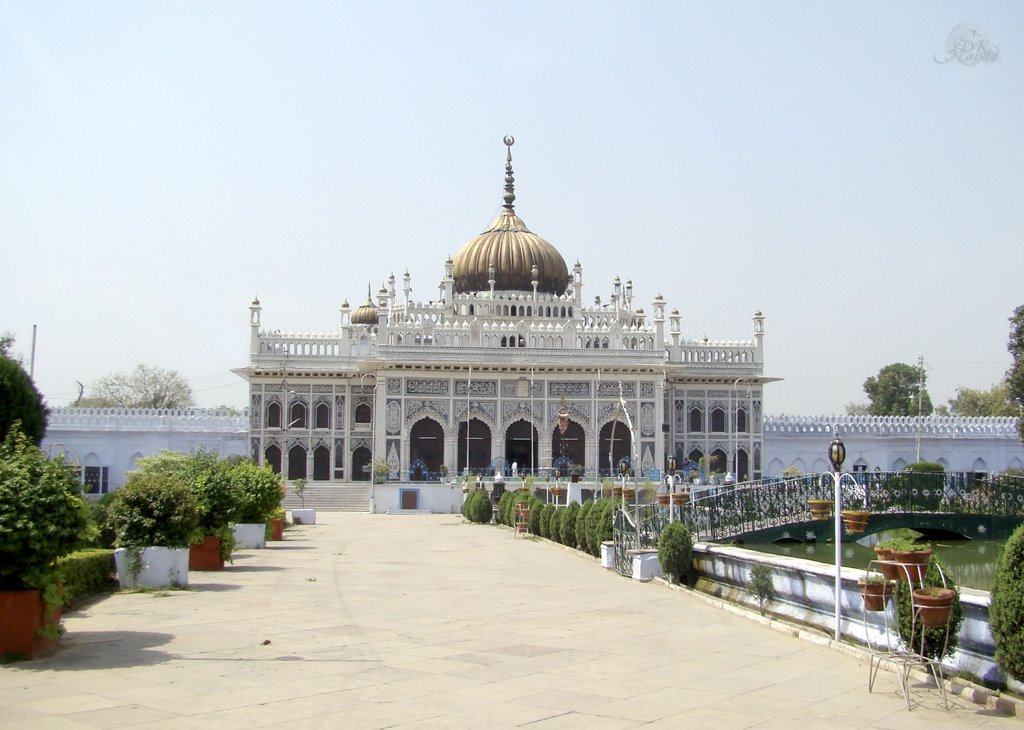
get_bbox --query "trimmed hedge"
[585,499,613,557]
[991,522,1024,682]
[576,501,594,551]
[560,502,580,548]
[658,522,693,584]
[55,549,116,606]
[463,489,492,524]
[539,503,556,539]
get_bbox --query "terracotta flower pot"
[0,589,61,657]
[912,586,956,627]
[807,499,833,521]
[891,548,933,584]
[270,518,284,541]
[858,578,895,611]
[671,491,690,507]
[842,510,870,533]
[623,488,637,502]
[657,494,670,506]
[612,487,623,498]
[873,546,902,581]
[189,535,224,571]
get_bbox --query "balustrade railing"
[611,472,1024,575]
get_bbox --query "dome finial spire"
[502,135,516,211]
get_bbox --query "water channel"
[749,536,1005,592]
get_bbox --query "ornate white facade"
[237,139,767,484]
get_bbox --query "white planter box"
[290,508,317,525]
[600,541,615,569]
[232,523,267,549]
[114,547,189,589]
[630,550,663,582]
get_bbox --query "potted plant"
[895,559,963,660]
[858,575,895,611]
[0,426,92,656]
[841,496,869,533]
[106,470,200,589]
[372,457,389,485]
[290,478,315,526]
[181,451,238,571]
[912,586,957,627]
[230,461,284,548]
[890,541,933,584]
[806,499,833,520]
[268,507,286,540]
[569,465,582,484]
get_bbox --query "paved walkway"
[2,513,1019,729]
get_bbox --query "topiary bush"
[560,502,580,548]
[539,503,556,539]
[55,549,116,606]
[895,558,962,660]
[658,522,693,585]
[991,522,1024,682]
[230,461,283,524]
[586,498,613,557]
[0,426,92,591]
[528,494,543,535]
[576,501,593,551]
[463,489,492,524]
[106,471,200,549]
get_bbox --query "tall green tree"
[947,381,1017,417]
[1007,305,1024,442]
[863,362,933,417]
[0,353,48,445]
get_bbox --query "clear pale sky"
[2,2,1021,415]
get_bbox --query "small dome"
[351,295,379,326]
[451,136,568,295]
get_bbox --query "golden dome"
[351,289,379,326]
[451,137,569,294]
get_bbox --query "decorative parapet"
[764,414,1021,438]
[47,407,249,432]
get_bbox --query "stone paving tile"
[4,513,1021,729]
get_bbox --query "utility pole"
[915,355,924,462]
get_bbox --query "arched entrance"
[411,418,445,474]
[709,448,727,475]
[551,420,585,476]
[504,419,538,475]
[265,444,282,474]
[287,444,307,481]
[313,445,330,481]
[598,420,631,475]
[457,418,492,474]
[735,448,749,482]
[352,446,371,482]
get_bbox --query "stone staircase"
[281,483,372,512]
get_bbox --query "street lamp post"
[667,455,676,523]
[732,377,752,483]
[360,372,377,513]
[828,427,847,641]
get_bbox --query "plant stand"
[513,505,530,538]
[863,560,952,711]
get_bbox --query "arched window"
[710,408,726,432]
[355,403,372,424]
[267,402,281,429]
[688,407,703,433]
[287,444,307,480]
[290,402,307,430]
[315,403,330,429]
[265,444,281,473]
[735,408,748,433]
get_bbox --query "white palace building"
[237,137,767,487]
[39,141,1024,504]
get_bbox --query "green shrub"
[658,523,693,584]
[576,501,594,551]
[107,471,199,549]
[539,503,556,539]
[895,558,962,660]
[747,563,775,615]
[991,522,1024,682]
[560,502,580,547]
[183,450,239,535]
[87,492,118,549]
[230,461,283,523]
[586,499,613,557]
[904,461,945,473]
[528,495,543,535]
[55,549,115,606]
[463,489,492,524]
[0,426,93,591]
